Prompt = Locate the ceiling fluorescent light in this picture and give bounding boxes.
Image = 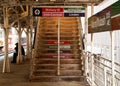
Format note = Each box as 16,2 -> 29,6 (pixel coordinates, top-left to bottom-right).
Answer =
50,0 -> 56,1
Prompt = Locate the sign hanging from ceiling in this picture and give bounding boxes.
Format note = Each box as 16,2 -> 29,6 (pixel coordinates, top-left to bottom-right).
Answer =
33,7 -> 85,17
64,8 -> 85,17
42,8 -> 64,17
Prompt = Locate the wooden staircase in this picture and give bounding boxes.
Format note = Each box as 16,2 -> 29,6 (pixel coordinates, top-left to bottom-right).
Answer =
30,17 -> 87,83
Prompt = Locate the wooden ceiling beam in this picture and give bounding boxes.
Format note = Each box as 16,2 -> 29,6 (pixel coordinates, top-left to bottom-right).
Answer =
0,0 -> 104,7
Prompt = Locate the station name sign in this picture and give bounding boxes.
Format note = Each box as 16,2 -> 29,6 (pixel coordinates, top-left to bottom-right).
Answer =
33,7 -> 85,17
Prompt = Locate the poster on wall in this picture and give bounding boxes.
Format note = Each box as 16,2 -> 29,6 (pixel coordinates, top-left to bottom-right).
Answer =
111,0 -> 120,30
88,7 -> 111,33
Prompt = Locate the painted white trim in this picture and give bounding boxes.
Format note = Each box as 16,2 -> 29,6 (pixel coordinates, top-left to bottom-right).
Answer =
111,13 -> 120,18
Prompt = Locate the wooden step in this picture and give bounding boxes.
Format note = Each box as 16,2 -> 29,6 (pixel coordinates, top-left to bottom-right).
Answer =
34,64 -> 57,70
41,35 -> 79,38
60,59 -> 81,64
42,49 -> 80,51
39,25 -> 78,29
40,17 -> 58,20
42,34 -> 80,37
41,30 -> 79,33
40,37 -> 79,40
41,41 -> 80,44
60,17 -> 77,20
39,53 -> 80,56
60,76 -> 85,82
33,64 -> 82,70
60,25 -> 78,29
30,76 -> 59,82
35,55 -> 81,59
41,31 -> 79,35
60,70 -> 82,76
30,75 -> 87,82
38,39 -> 80,42
40,21 -> 58,24
34,58 -> 81,64
35,59 -> 58,64
33,70 -> 82,76
33,70 -> 57,76
60,64 -> 82,70
60,21 -> 78,24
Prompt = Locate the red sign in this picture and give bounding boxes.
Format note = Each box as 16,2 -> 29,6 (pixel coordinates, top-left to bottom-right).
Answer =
42,8 -> 64,12
42,8 -> 64,17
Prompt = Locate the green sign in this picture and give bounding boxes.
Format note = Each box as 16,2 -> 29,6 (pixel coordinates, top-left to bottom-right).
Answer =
64,8 -> 85,13
111,0 -> 120,16
111,1 -> 120,30
64,8 -> 85,17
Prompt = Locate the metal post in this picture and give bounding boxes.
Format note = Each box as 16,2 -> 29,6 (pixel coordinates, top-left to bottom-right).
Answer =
104,67 -> 107,86
57,17 -> 60,75
110,31 -> 115,86
91,4 -> 94,86
2,7 -> 10,73
91,33 -> 94,85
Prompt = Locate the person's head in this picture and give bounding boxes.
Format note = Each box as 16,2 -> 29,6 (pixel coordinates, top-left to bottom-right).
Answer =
15,43 -> 18,46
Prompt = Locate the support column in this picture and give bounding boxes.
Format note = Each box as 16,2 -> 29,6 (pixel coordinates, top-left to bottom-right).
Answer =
84,5 -> 88,77
29,28 -> 32,58
91,4 -> 95,86
26,0 -> 30,58
16,20 -> 22,64
57,17 -> 60,75
26,28 -> 30,59
29,6 -> 34,59
84,5 -> 88,51
2,7 -> 10,73
110,31 -> 115,86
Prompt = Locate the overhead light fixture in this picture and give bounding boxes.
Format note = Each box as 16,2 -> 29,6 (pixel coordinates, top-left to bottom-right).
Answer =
50,0 -> 56,1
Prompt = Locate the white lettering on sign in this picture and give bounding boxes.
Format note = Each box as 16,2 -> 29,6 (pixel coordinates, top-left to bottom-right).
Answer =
42,12 -> 63,17
91,11 -> 111,28
69,13 -> 79,16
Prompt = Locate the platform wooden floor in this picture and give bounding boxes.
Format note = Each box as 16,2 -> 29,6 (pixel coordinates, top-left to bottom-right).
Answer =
0,57 -> 89,86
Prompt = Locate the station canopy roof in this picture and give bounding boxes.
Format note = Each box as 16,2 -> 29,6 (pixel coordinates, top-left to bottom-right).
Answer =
0,0 -> 104,28
0,0 -> 104,6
